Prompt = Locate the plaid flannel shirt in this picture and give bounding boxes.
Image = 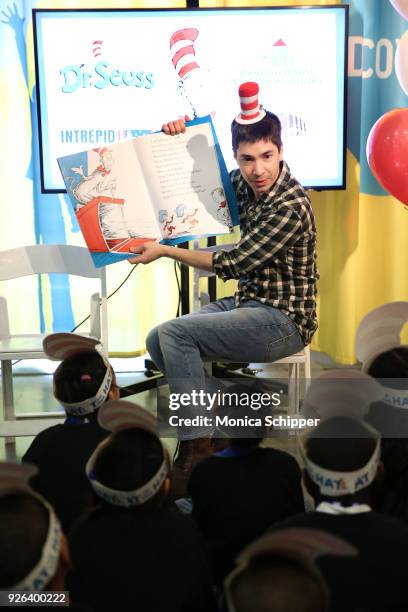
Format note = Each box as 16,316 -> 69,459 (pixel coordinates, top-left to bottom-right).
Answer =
213,161 -> 319,344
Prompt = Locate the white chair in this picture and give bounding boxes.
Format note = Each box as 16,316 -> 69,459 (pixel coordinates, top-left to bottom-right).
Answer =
0,244 -> 108,440
193,243 -> 311,417
237,347 -> 311,417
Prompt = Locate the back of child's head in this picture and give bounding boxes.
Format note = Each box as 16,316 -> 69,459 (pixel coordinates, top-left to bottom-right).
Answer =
365,347 -> 408,439
0,493 -> 49,587
43,333 -> 117,419
93,428 -> 167,508
228,556 -> 326,612
304,416 -> 379,505
224,528 -> 358,612
54,350 -> 108,404
0,463 -> 67,591
355,302 -> 408,421
368,346 -> 408,379
363,348 -> 408,520
86,401 -> 170,510
306,417 -> 377,471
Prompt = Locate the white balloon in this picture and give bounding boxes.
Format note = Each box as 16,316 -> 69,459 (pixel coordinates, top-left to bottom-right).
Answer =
395,29 -> 408,95
390,0 -> 408,20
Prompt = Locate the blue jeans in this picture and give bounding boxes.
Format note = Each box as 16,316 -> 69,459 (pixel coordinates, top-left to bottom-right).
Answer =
146,298 -> 304,440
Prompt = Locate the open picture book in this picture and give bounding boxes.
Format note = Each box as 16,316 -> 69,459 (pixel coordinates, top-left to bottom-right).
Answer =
58,116 -> 238,267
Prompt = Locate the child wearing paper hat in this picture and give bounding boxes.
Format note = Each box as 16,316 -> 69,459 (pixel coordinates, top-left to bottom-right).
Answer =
223,528 -> 358,612
22,333 -> 120,533
188,432 -> 305,586
0,462 -> 69,592
356,301 -> 408,433
67,400 -> 217,612
356,301 -> 408,523
268,371 -> 408,612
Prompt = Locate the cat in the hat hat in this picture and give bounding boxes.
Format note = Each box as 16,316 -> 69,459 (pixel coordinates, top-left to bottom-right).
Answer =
169,27 -> 216,118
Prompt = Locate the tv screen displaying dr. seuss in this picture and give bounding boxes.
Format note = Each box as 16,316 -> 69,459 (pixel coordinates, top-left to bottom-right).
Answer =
33,6 -> 348,192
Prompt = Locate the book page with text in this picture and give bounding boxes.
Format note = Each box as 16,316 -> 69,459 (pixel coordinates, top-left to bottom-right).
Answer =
112,140 -> 161,240
133,122 -> 233,240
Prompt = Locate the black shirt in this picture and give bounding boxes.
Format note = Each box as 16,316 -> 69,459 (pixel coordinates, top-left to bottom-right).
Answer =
188,446 -> 305,582
67,505 -> 217,612
22,420 -> 108,533
272,510 -> 408,612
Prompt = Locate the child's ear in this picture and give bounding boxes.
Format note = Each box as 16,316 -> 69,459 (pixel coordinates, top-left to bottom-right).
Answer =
108,384 -> 120,401
375,460 -> 385,481
59,533 -> 71,569
163,477 -> 171,498
50,532 -> 71,590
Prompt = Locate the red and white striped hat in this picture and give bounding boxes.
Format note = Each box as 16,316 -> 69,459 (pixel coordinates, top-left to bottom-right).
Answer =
170,27 -> 200,80
235,82 -> 266,125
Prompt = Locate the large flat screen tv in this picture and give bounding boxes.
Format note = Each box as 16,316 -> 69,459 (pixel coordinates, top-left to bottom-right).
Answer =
33,6 -> 348,193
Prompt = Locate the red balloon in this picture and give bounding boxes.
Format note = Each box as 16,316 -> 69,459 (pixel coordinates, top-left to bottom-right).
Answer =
366,108 -> 408,206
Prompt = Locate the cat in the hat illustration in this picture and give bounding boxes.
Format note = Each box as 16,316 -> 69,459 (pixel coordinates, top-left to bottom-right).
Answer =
169,28 -> 307,138
70,149 -> 134,252
169,28 -> 215,118
72,148 -> 116,210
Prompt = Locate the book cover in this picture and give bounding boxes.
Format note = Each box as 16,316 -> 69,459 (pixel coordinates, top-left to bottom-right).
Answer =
58,116 -> 238,268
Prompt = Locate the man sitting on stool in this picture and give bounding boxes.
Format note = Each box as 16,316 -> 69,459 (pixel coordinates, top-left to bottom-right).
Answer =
130,82 -> 319,496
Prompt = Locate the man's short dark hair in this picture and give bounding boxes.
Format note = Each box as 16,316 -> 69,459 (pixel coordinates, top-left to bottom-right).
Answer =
231,110 -> 282,156
0,493 -> 49,587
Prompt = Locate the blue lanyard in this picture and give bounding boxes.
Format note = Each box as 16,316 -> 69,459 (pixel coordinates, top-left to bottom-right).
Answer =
64,415 -> 87,425
214,446 -> 259,458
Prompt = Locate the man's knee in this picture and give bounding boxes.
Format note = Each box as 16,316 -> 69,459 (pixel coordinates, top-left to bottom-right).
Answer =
146,324 -> 161,355
147,319 -> 180,348
158,318 -> 197,348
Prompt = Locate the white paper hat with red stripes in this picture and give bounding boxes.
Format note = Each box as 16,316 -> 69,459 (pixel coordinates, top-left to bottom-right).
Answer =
235,81 -> 266,125
170,27 -> 200,81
